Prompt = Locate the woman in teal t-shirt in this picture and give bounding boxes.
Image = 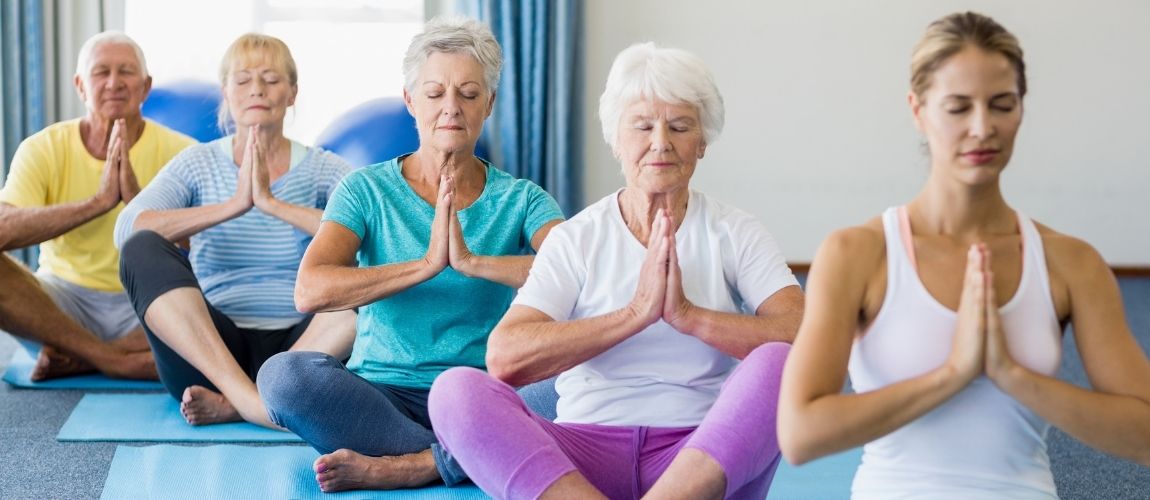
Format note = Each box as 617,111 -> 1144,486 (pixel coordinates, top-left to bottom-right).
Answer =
256,18 -> 563,493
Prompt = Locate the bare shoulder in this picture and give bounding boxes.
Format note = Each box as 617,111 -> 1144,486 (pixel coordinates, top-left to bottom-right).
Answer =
1034,221 -> 1113,318
817,216 -> 886,267
1035,222 -> 1109,276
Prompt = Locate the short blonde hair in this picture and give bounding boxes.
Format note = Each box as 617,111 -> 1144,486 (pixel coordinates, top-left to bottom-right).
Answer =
911,12 -> 1026,99
217,33 -> 299,131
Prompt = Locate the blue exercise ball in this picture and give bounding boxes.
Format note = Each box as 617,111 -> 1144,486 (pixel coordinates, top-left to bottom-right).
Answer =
142,80 -> 223,143
315,97 -> 489,168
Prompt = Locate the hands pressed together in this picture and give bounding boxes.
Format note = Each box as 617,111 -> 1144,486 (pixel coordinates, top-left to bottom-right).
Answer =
950,243 -> 1019,387
231,125 -> 278,213
628,209 -> 697,333
422,174 -> 478,276
94,119 -> 141,210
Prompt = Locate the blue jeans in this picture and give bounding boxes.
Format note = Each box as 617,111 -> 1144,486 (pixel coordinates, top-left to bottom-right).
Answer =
256,351 -> 558,486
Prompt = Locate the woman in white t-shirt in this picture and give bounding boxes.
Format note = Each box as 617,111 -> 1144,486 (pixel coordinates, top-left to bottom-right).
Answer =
777,11 -> 1150,499
427,42 -> 804,499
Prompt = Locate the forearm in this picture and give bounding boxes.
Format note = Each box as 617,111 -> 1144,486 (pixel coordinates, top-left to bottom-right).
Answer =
678,307 -> 799,359
455,254 -> 534,288
998,366 -> 1150,465
257,199 -> 322,235
132,201 -> 247,243
781,364 -> 970,464
0,200 -> 109,250
295,259 -> 439,313
487,308 -> 649,386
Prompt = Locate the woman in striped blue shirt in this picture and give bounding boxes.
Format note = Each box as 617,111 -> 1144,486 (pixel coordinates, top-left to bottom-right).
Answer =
113,33 -> 354,428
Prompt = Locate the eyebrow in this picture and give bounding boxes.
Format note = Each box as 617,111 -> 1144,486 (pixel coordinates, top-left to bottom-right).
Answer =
942,92 -> 1019,101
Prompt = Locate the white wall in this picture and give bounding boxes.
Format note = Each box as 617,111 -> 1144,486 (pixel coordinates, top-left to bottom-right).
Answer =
581,0 -> 1150,265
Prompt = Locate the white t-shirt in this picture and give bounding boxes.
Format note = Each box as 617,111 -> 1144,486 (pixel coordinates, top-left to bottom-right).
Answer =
513,189 -> 797,427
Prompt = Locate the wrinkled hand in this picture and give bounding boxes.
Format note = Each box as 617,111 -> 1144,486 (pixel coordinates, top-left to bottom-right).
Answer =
662,216 -> 695,332
447,187 -> 475,272
949,243 -> 989,384
113,119 -> 140,203
628,209 -> 671,326
250,127 -> 274,211
232,127 -> 256,211
94,120 -> 123,211
423,175 -> 452,273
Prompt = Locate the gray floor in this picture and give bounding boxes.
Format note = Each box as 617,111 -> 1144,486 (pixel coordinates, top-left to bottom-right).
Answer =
1,278 -> 1148,499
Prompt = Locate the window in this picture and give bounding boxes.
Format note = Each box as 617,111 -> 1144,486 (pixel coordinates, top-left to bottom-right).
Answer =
125,0 -> 423,143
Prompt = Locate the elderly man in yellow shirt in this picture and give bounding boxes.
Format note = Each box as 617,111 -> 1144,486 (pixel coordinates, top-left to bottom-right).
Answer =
0,31 -> 194,380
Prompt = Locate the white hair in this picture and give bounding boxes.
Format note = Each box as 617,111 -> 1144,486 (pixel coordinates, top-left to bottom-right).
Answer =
402,17 -> 502,95
598,42 -> 724,149
75,31 -> 149,79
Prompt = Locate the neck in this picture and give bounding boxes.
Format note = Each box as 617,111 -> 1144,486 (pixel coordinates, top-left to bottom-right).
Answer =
618,187 -> 690,244
233,124 -> 290,166
81,113 -> 145,157
407,147 -> 483,186
908,173 -> 1014,240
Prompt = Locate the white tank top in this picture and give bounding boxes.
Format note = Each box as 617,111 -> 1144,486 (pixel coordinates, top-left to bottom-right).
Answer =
847,206 -> 1062,499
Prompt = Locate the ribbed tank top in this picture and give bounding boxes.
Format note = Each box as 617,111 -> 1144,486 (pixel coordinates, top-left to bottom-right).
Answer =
847,206 -> 1062,499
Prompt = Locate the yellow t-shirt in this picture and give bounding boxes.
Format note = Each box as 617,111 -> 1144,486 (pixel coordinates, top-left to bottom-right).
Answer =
0,118 -> 194,292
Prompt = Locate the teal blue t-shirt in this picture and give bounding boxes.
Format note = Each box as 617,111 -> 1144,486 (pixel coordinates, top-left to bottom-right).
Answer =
322,156 -> 563,388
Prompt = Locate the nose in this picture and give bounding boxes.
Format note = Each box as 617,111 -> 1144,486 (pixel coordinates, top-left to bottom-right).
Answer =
649,124 -> 673,152
250,80 -> 266,97
441,92 -> 462,118
969,106 -> 996,139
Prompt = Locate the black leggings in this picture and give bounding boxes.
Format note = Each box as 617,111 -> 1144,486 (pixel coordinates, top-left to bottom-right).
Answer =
119,230 -> 311,401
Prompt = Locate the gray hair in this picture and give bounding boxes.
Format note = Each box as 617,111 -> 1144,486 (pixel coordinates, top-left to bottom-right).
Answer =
75,31 -> 149,79
599,42 -> 724,149
402,17 -> 502,95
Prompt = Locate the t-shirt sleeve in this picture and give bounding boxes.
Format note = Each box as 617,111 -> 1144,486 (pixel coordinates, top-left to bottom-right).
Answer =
321,171 -> 368,239
512,221 -> 583,321
732,215 -> 799,312
113,151 -> 196,248
520,182 -> 564,248
0,136 -> 53,208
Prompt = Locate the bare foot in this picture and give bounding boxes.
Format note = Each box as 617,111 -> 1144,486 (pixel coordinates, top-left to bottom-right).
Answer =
181,385 -> 242,425
30,345 -> 96,381
313,448 -> 439,492
98,350 -> 159,380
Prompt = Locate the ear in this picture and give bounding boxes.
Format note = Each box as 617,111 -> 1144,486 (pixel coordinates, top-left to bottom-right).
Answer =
74,74 -> 87,102
485,90 -> 496,118
403,88 -> 416,117
697,142 -> 707,159
288,84 -> 298,107
908,90 -> 925,133
141,75 -> 153,101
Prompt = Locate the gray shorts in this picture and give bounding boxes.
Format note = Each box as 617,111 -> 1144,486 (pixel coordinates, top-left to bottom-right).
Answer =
35,271 -> 141,342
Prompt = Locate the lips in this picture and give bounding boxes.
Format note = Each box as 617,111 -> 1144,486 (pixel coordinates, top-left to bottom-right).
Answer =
961,149 -> 999,165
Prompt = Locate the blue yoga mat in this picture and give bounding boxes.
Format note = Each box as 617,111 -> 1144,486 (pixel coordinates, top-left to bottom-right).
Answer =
2,348 -> 165,390
102,445 -> 491,500
59,393 -> 303,442
767,448 -> 861,499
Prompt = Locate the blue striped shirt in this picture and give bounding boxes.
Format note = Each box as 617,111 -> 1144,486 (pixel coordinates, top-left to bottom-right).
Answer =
115,137 -> 351,328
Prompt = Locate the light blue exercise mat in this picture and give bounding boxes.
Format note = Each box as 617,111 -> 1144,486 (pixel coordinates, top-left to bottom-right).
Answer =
767,447 -> 862,499
2,349 -> 164,390
101,445 -> 491,500
58,393 -> 304,442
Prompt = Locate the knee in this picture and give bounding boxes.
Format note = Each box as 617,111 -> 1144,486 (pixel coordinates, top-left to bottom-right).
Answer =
429,367 -> 504,430
746,342 -> 791,371
256,351 -> 336,411
120,230 -> 167,264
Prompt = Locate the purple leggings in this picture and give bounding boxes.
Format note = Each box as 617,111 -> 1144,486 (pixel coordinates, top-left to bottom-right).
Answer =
429,342 -> 790,499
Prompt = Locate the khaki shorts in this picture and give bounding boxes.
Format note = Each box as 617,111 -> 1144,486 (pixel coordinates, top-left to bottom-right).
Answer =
36,271 -> 140,342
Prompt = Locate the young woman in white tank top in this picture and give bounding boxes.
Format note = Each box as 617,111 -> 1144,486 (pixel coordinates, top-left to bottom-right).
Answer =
777,12 -> 1150,499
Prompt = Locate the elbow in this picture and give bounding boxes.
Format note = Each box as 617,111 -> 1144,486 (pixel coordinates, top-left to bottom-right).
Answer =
776,403 -> 819,466
485,336 -> 526,386
293,274 -> 326,314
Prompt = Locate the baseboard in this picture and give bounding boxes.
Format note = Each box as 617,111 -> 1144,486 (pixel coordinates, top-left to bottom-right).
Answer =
789,263 -> 1150,277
